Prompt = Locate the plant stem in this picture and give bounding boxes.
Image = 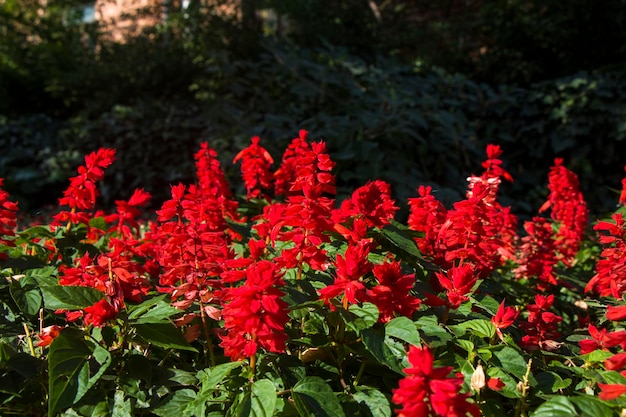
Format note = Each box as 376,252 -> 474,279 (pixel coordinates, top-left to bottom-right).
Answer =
514,358 -> 533,417
199,300 -> 216,368
23,323 -> 35,356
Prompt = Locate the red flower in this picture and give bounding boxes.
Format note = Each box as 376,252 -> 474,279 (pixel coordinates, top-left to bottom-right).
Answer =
607,305 -> 626,322
598,383 -> 626,401
273,129 -> 311,196
392,345 -> 480,417
233,136 -> 274,200
515,217 -> 559,287
487,378 -> 505,391
35,325 -> 64,347
0,178 -> 18,257
407,185 -> 447,260
539,158 -> 588,263
605,352 -> 626,372
426,264 -> 478,310
366,260 -> 421,322
579,324 -> 626,354
586,214 -> 626,298
219,261 -> 289,361
520,294 -> 562,351
319,241 -> 373,307
333,180 -> 399,228
53,148 -> 116,226
492,301 -> 519,340
83,299 -> 118,327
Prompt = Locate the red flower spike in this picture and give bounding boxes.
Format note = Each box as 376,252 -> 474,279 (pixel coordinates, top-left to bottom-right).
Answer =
0,178 -> 18,256
586,213 -> 626,298
233,136 -> 274,200
392,345 -> 480,417
319,241 -> 373,307
219,260 -> 289,361
274,130 -> 311,196
53,148 -> 116,227
408,185 -> 447,260
539,158 -> 588,263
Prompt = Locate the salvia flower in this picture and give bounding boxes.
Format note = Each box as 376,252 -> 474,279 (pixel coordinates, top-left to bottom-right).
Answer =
492,301 -> 519,340
366,260 -> 421,323
392,344 -> 480,417
585,213 -> 626,298
0,178 -> 18,259
53,148 -> 116,226
539,158 -> 588,263
233,136 -> 274,200
519,294 -> 563,351
219,260 -> 289,361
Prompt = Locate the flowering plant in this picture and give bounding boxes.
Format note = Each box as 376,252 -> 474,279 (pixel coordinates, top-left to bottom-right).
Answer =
1,130 -> 626,417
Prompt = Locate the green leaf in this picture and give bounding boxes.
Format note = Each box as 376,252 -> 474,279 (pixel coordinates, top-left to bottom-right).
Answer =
531,396 -> 577,417
415,315 -> 452,348
134,323 -> 198,352
352,387 -> 391,417
292,376 -> 345,417
346,302 -> 379,332
377,221 -> 421,259
385,316 -> 421,346
234,379 -> 276,417
360,328 -> 404,374
569,395 -> 616,417
449,319 -> 496,339
41,285 -> 105,311
493,347 -> 529,380
111,390 -> 133,417
535,371 -> 572,394
153,389 -> 197,417
127,296 -> 181,323
9,276 -> 42,317
48,330 -> 111,416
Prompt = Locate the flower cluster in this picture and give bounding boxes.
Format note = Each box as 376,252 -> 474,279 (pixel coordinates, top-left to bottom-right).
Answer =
0,178 -> 18,260
392,345 -> 480,417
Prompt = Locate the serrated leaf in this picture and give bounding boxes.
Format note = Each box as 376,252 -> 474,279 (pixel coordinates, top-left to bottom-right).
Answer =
41,285 -> 105,311
133,323 -> 198,352
385,316 -> 421,346
292,376 -> 345,417
352,387 -> 391,417
378,221 -> 421,258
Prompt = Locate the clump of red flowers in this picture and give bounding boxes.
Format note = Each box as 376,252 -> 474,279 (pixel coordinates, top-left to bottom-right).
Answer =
392,344 -> 480,417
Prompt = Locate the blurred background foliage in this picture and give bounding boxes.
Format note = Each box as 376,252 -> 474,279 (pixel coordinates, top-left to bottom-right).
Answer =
1,0 -> 626,220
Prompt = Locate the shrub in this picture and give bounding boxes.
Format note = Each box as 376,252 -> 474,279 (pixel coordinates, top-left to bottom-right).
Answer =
2,132 -> 626,416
